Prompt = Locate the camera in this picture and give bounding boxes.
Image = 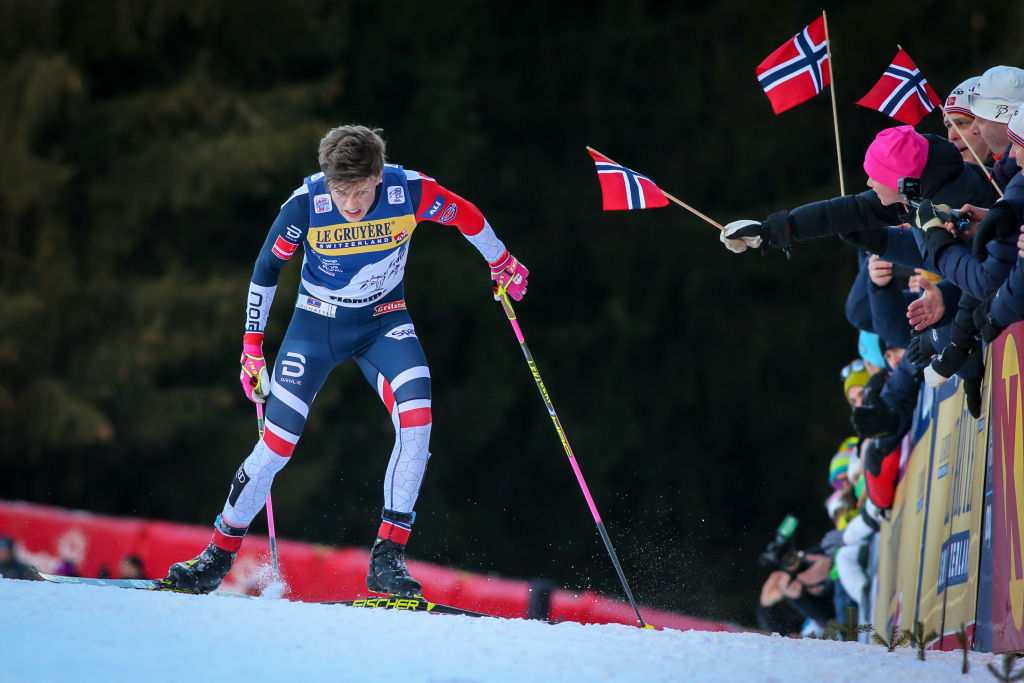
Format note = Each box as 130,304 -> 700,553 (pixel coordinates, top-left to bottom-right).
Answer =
758,515 -> 812,576
897,177 -> 971,232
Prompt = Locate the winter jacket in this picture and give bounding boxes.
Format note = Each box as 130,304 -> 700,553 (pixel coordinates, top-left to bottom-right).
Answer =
846,253 -> 874,332
986,174 -> 1024,326
760,135 -> 999,250
993,145 -> 1022,192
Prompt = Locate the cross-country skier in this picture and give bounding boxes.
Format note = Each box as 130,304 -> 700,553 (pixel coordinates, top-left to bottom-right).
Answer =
159,125 -> 529,596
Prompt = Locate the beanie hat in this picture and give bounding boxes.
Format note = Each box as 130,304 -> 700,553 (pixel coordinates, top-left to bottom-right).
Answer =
829,451 -> 851,489
944,77 -> 980,118
970,65 -> 1024,123
1009,104 -> 1024,148
841,359 -> 870,399
858,330 -> 887,369
862,125 -> 929,191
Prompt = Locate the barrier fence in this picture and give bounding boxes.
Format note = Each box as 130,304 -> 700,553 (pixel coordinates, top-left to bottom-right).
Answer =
0,498 -> 737,633
875,321 -> 1024,653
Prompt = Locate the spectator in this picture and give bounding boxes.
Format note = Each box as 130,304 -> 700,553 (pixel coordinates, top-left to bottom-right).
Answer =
119,555 -> 146,579
944,77 -> 988,164
841,360 -> 870,408
54,557 -> 78,577
719,125 -> 998,256
969,65 -> 1024,190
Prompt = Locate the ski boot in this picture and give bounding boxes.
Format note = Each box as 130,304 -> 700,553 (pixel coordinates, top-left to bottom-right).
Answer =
366,537 -> 422,597
160,542 -> 237,594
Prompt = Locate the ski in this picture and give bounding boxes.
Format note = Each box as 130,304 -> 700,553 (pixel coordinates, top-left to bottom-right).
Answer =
39,573 -> 167,590
37,575 -> 497,617
36,573 -> 254,598
325,595 -> 493,618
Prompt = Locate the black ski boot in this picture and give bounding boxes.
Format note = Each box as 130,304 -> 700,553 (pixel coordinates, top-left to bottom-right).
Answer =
160,543 -> 236,594
366,537 -> 422,597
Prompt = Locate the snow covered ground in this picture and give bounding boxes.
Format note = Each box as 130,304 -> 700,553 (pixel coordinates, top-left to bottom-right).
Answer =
1,577 -> 1006,682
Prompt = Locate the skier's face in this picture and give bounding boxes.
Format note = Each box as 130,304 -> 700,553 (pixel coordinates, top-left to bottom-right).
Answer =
330,175 -> 382,222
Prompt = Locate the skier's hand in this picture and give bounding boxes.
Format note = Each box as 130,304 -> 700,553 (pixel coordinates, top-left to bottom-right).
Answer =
490,251 -> 529,301
240,332 -> 271,403
720,220 -> 763,253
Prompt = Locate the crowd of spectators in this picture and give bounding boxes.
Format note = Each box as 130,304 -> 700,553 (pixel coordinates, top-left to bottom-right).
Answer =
744,65 -> 1024,638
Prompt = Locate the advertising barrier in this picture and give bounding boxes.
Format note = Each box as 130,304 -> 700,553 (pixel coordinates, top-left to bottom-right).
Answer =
0,499 -> 736,633
874,321 -> 1024,653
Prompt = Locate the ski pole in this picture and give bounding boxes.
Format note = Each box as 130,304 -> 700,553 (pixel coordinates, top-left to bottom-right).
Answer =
256,402 -> 281,584
493,287 -> 650,629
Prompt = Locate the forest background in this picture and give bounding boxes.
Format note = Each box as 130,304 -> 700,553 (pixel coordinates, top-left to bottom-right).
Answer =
2,0 -> 1021,626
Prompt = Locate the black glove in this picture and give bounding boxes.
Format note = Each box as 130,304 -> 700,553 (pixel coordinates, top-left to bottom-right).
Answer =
973,294 -> 1006,343
925,299 -> 981,385
971,202 -> 1019,262
905,330 -> 936,369
964,374 -> 983,419
851,393 -> 899,439
915,200 -> 958,260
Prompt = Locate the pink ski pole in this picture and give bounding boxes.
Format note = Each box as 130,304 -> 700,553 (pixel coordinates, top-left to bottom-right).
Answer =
256,403 -> 280,584
494,287 -> 649,628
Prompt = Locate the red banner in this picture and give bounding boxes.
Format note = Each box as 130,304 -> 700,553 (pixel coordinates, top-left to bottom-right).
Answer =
0,499 -> 736,632
989,325 -> 1024,651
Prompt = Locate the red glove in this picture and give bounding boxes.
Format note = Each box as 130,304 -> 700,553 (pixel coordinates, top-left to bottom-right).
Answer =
239,332 -> 271,403
490,251 -> 528,301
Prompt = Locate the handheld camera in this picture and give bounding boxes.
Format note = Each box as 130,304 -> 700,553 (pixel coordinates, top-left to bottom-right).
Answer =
897,177 -> 971,232
758,515 -> 812,576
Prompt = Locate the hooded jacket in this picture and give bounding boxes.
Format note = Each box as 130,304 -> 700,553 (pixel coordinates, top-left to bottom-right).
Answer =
761,134 -> 999,250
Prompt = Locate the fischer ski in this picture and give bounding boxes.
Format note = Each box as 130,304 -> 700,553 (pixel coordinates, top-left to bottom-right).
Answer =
36,575 -> 505,618
326,595 -> 492,618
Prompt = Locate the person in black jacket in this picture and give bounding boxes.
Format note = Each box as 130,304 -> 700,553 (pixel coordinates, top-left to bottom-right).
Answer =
719,125 -> 999,256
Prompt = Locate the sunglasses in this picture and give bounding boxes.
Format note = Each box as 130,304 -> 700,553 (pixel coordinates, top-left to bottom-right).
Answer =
840,359 -> 865,380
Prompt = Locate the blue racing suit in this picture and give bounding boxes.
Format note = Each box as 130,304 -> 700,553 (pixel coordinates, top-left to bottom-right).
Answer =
219,165 -> 510,542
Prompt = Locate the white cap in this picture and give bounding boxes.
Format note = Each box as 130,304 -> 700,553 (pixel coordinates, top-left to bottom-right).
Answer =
944,76 -> 980,117
825,490 -> 846,519
970,65 -> 1024,123
1009,104 -> 1024,148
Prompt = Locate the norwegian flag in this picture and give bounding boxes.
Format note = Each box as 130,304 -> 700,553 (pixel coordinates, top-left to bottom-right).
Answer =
588,148 -> 668,211
756,15 -> 831,114
856,49 -> 942,126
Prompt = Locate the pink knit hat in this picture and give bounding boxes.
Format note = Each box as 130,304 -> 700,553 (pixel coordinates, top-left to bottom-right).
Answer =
862,125 -> 929,191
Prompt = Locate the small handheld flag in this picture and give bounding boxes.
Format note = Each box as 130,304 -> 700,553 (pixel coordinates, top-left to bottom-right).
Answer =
756,15 -> 830,114
587,148 -> 669,211
856,49 -> 941,126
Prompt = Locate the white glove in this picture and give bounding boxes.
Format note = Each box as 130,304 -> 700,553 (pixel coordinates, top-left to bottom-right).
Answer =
923,363 -> 949,388
720,220 -> 763,253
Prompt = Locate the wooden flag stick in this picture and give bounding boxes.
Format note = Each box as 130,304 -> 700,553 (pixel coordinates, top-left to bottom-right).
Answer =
586,146 -> 724,230
823,10 -> 846,195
